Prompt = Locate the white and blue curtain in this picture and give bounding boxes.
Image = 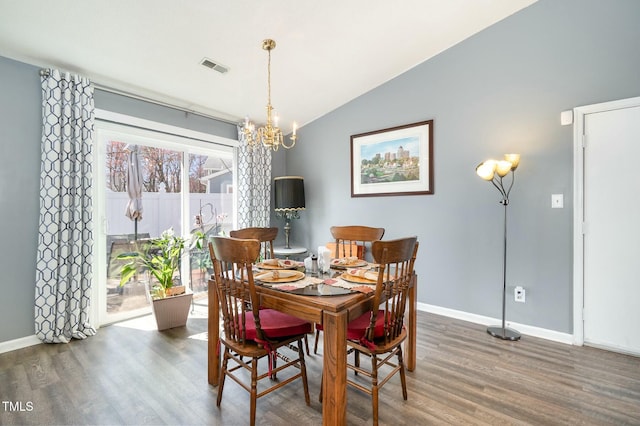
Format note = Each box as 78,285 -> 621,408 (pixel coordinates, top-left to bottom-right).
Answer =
35,69 -> 96,343
236,124 -> 272,228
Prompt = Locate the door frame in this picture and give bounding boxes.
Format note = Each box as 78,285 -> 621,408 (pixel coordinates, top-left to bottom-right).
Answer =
92,109 -> 238,328
572,96 -> 640,346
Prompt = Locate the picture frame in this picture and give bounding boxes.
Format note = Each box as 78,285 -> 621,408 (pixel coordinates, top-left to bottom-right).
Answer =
351,120 -> 434,197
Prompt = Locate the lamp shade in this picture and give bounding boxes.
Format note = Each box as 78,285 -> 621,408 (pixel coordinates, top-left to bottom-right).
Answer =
274,176 -> 305,211
504,153 -> 520,170
476,161 -> 496,181
495,160 -> 513,177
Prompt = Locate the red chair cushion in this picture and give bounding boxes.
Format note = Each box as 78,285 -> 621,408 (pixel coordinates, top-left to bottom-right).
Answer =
346,309 -> 386,341
241,309 -> 311,341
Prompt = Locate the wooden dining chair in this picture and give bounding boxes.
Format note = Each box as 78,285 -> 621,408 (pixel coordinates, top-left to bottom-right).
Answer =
229,226 -> 311,355
229,227 -> 278,261
320,236 -> 418,426
208,236 -> 311,426
314,225 -> 386,354
329,225 -> 385,260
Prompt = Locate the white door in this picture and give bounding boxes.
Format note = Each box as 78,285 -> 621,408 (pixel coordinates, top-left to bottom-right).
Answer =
582,102 -> 640,355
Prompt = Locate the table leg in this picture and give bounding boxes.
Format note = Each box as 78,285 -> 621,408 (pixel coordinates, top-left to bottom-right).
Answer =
322,310 -> 348,426
406,274 -> 417,371
208,279 -> 220,385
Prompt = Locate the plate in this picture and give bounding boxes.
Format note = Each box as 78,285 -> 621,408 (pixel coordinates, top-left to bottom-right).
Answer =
340,272 -> 378,284
255,259 -> 298,270
330,258 -> 368,269
255,270 -> 305,283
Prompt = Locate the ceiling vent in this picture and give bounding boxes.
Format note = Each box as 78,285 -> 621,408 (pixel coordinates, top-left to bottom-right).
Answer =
200,58 -> 229,74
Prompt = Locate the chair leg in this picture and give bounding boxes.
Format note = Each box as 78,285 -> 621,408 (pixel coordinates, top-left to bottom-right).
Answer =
270,351 -> 278,380
298,339 -> 311,405
371,354 -> 379,426
304,334 -> 310,355
217,347 -> 230,406
313,328 -> 321,354
250,357 -> 258,426
319,371 -> 323,403
397,347 -> 408,400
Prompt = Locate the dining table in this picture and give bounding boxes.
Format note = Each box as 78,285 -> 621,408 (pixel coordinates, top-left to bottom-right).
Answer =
207,266 -> 417,426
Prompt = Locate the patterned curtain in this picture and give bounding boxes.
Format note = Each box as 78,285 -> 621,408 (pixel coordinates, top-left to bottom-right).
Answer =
35,69 -> 96,343
236,124 -> 272,228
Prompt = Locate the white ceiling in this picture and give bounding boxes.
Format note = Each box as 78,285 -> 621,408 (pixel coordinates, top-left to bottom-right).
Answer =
0,0 -> 536,128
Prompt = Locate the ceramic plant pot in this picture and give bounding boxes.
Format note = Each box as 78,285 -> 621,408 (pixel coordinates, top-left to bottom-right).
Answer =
151,290 -> 192,331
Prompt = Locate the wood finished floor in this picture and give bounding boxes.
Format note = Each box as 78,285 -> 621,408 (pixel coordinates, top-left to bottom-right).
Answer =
1,309 -> 639,425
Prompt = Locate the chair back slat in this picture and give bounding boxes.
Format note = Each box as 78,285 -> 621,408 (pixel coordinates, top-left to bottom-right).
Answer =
209,236 -> 262,344
366,237 -> 418,345
330,225 -> 385,260
229,227 -> 278,260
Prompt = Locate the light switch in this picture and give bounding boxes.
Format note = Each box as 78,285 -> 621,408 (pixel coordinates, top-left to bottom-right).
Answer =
552,194 -> 564,209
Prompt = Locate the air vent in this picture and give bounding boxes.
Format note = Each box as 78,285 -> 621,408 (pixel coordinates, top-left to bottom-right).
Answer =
200,58 -> 229,74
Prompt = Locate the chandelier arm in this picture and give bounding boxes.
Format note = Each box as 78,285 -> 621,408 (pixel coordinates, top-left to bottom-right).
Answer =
281,136 -> 296,149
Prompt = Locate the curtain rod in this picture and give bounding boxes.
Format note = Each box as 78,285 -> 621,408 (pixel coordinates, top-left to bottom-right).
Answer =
39,68 -> 238,125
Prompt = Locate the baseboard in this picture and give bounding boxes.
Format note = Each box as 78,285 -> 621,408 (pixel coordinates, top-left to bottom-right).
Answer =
418,303 -> 574,345
0,335 -> 42,354
0,305 -> 574,354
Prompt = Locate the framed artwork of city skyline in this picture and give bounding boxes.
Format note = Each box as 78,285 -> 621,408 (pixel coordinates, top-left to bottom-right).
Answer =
350,120 -> 434,197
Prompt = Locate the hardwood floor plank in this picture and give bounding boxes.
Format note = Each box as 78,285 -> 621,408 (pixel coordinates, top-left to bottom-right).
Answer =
1,311 -> 639,425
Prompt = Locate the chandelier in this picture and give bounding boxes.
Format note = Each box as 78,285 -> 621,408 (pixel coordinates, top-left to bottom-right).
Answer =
242,39 -> 297,151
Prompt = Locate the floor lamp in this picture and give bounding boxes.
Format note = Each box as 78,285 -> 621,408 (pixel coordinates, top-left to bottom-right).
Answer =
476,153 -> 521,341
274,176 -> 305,249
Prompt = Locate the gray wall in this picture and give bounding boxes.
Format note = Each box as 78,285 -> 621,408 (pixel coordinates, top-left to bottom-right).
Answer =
2,0 -> 639,344
283,0 -> 640,334
0,57 -> 236,343
0,57 -> 42,342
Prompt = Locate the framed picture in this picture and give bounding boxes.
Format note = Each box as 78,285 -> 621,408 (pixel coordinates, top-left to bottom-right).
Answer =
351,120 -> 434,197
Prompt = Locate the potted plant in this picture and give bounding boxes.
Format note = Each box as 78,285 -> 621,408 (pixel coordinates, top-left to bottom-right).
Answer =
117,228 -> 204,330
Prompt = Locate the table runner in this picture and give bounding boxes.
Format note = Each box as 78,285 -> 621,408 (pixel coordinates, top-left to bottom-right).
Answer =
267,275 -> 376,294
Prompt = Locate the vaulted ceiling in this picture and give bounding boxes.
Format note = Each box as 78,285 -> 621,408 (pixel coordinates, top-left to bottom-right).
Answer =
0,0 -> 536,128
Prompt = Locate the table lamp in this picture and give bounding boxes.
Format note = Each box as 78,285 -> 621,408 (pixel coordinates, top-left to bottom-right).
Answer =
274,176 -> 305,249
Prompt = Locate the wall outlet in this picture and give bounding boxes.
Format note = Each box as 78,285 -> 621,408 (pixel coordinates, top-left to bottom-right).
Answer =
514,286 -> 526,303
552,193 -> 564,208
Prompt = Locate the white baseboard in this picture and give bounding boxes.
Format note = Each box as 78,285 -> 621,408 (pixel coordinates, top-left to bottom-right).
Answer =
418,303 -> 574,345
0,335 -> 42,354
0,305 -> 574,354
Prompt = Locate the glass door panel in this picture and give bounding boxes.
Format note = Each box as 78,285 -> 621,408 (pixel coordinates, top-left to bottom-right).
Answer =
104,140 -> 183,323
188,153 -> 233,310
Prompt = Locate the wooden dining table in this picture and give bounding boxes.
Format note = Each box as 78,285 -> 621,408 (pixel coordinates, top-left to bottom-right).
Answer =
207,272 -> 417,426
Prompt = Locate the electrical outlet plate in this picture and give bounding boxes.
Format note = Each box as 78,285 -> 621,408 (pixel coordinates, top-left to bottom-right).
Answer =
514,286 -> 525,303
552,194 -> 563,208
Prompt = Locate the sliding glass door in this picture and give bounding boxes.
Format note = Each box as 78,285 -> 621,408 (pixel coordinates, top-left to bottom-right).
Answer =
95,114 -> 236,325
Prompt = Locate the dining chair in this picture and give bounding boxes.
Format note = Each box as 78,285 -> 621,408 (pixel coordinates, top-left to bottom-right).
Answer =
329,225 -> 385,260
208,236 -> 311,426
314,225 -> 386,354
229,227 -> 279,261
320,236 -> 418,426
229,226 -> 311,355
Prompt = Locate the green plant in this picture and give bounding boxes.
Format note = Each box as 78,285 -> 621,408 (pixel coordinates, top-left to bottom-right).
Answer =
117,228 -> 204,299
